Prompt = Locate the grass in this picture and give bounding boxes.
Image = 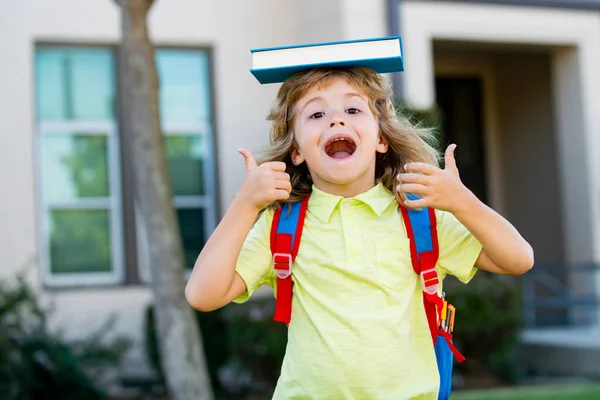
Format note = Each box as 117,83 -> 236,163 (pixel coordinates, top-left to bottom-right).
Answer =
451,382 -> 600,400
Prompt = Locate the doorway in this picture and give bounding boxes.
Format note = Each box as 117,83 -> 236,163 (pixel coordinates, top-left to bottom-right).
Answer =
435,77 -> 488,204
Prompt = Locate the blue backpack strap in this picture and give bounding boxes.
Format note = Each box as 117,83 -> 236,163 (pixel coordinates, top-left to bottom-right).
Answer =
399,201 -> 464,400
399,202 -> 440,294
269,196 -> 310,324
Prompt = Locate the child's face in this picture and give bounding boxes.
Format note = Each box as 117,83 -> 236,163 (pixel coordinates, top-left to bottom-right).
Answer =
291,78 -> 388,196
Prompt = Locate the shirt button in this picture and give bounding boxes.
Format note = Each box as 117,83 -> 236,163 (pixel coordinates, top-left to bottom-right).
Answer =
344,202 -> 350,208
348,230 -> 355,237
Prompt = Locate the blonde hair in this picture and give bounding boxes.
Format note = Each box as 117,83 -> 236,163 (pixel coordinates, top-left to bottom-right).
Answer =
258,67 -> 440,208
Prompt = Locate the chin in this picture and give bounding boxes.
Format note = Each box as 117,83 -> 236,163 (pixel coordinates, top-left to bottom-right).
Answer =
323,171 -> 363,185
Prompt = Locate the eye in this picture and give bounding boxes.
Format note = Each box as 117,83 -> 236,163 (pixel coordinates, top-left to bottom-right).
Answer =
346,107 -> 361,114
309,112 -> 325,119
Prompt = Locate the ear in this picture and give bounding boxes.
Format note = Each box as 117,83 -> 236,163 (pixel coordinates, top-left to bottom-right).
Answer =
376,134 -> 389,154
291,146 -> 305,165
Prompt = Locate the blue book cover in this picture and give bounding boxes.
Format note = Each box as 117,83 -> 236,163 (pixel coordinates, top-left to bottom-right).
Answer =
250,36 -> 404,84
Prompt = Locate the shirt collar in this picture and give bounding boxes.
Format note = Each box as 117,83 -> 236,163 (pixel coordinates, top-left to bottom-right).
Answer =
308,181 -> 396,223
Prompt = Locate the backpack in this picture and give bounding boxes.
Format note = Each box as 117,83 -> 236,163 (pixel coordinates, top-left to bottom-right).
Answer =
270,196 -> 465,400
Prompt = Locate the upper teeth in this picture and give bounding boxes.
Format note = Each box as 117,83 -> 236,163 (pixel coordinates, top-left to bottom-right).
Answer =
331,138 -> 349,142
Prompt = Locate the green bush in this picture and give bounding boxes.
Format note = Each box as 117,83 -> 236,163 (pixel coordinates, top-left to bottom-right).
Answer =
0,274 -> 131,400
396,101 -> 443,129
144,302 -> 231,395
145,297 -> 287,399
221,298 -> 287,392
443,272 -> 523,383
395,100 -> 445,153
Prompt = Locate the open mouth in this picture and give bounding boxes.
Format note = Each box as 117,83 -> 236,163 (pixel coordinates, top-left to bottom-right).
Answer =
324,136 -> 357,159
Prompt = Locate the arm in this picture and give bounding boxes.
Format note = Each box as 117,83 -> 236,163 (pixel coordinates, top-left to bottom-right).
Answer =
398,144 -> 534,276
185,149 -> 291,311
451,193 -> 533,276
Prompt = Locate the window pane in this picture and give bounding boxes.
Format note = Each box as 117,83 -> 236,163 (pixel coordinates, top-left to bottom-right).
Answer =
36,49 -> 67,120
165,136 -> 204,196
177,208 -> 205,270
41,135 -> 109,202
35,47 -> 114,121
156,50 -> 211,125
49,209 -> 111,274
70,49 -> 115,120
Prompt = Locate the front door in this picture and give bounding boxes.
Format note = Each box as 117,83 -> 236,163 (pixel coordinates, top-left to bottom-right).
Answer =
435,77 -> 488,204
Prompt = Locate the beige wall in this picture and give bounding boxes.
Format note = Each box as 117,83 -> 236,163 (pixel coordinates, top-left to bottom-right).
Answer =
292,0 -> 387,44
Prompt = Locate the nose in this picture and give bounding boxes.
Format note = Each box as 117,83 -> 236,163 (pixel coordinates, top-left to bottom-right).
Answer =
329,113 -> 346,128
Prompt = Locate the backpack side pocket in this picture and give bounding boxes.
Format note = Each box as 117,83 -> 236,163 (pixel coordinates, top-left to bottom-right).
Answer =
434,333 -> 454,400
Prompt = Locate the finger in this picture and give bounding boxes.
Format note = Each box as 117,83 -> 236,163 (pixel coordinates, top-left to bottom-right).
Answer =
238,148 -> 257,171
274,172 -> 290,181
396,183 -> 431,196
273,189 -> 290,201
404,162 -> 439,175
403,197 -> 429,209
397,173 -> 431,185
264,161 -> 287,172
275,179 -> 292,193
444,144 -> 458,173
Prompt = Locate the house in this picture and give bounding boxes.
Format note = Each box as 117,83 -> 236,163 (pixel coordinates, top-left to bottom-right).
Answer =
1,0 -> 599,384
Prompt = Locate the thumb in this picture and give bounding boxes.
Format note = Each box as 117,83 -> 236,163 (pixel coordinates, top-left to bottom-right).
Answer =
444,144 -> 458,174
238,148 -> 257,171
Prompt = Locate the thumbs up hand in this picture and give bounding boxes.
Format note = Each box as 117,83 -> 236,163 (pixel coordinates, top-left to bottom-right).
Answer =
237,148 -> 292,212
396,144 -> 474,214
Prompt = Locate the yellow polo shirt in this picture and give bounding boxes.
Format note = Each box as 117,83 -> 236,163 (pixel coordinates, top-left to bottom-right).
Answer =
234,182 -> 482,399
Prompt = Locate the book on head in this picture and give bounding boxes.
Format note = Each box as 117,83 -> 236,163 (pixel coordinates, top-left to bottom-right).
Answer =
250,36 -> 404,84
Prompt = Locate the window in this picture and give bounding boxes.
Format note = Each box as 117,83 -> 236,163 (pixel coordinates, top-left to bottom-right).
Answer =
35,46 -> 216,286
35,47 -> 123,286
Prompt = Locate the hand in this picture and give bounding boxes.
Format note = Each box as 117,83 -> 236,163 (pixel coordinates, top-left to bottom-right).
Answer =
396,144 -> 474,213
237,148 -> 291,211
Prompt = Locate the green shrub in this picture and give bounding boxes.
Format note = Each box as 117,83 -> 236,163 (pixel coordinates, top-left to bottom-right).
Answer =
221,298 -> 287,393
145,297 -> 287,399
0,274 -> 131,400
395,100 -> 445,153
144,302 -> 230,395
444,272 -> 523,383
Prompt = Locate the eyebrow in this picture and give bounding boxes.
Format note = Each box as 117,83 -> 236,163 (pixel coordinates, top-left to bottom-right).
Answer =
300,92 -> 367,112
300,96 -> 324,112
345,92 -> 366,101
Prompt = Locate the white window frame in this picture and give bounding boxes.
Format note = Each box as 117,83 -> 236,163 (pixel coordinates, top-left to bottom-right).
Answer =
35,120 -> 125,287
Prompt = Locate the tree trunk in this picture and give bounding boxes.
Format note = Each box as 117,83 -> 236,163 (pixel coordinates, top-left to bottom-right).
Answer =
117,1 -> 214,399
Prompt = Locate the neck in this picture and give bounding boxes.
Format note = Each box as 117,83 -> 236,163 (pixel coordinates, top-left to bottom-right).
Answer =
312,172 -> 376,198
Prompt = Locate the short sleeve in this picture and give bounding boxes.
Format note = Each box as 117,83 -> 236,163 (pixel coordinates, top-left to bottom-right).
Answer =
435,209 -> 483,284
233,208 -> 276,303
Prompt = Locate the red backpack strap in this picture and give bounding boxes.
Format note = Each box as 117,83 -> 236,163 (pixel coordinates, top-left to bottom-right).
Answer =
269,196 -> 310,324
399,204 -> 443,340
400,203 -> 465,363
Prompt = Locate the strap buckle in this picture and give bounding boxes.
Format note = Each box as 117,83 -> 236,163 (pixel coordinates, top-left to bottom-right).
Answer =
420,267 -> 439,295
273,252 -> 292,279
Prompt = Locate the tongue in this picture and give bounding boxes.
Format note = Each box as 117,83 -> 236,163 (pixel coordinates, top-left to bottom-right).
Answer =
327,140 -> 355,159
332,151 -> 352,159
